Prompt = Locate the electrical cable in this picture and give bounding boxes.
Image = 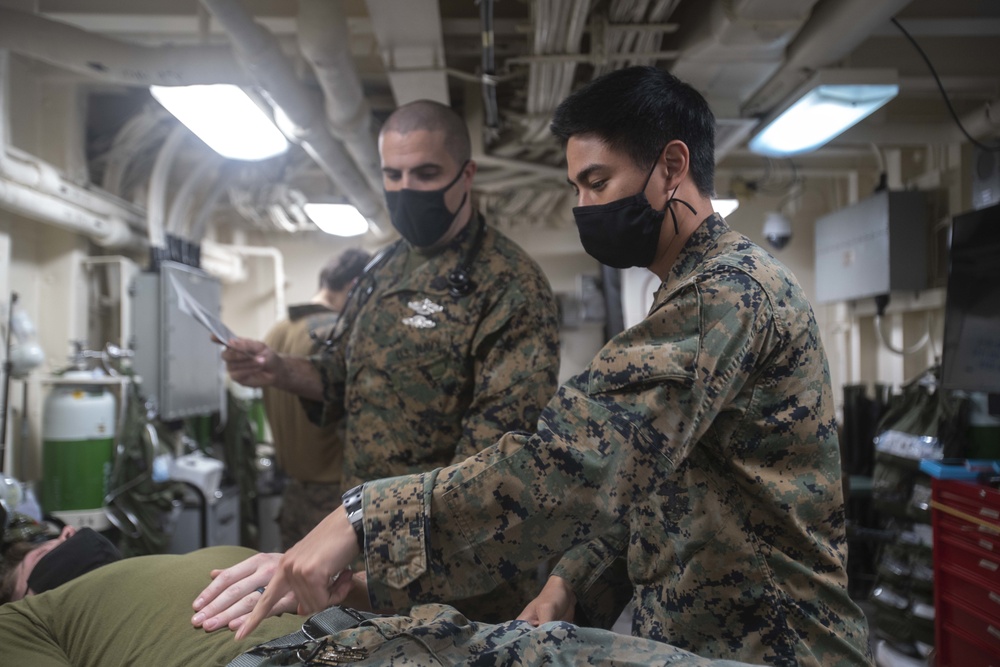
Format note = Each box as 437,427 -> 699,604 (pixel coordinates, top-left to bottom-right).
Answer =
891,17 -> 1000,152
874,313 -> 932,356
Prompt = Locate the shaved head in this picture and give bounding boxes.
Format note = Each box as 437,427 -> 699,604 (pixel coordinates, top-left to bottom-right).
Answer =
381,100 -> 471,165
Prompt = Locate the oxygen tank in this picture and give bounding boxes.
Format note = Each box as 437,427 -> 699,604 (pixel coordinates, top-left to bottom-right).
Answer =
41,371 -> 116,530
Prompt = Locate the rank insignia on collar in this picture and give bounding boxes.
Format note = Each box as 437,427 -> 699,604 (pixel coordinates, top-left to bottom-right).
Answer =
407,298 -> 444,316
402,314 -> 436,329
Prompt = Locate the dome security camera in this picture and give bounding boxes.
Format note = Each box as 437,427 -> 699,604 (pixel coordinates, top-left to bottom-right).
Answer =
762,212 -> 792,250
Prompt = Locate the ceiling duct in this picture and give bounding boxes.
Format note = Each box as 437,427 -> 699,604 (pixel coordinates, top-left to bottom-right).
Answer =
0,7 -> 245,86
296,0 -> 383,193
198,0 -> 389,236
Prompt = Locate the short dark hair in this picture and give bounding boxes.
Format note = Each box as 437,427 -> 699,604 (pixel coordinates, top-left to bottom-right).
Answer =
0,540 -> 37,605
550,66 -> 716,197
319,248 -> 372,292
381,100 -> 472,165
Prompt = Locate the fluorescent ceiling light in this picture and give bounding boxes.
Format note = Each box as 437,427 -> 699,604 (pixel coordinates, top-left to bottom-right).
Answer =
712,198 -> 740,218
150,84 -> 289,161
749,70 -> 898,157
304,203 -> 370,237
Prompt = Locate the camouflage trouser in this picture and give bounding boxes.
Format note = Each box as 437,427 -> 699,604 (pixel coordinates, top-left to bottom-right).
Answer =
278,478 -> 341,550
285,603 -> 759,666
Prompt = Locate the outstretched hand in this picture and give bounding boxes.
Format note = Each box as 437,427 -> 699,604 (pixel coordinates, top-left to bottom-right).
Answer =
235,506 -> 362,640
191,552 -> 297,632
516,575 -> 577,626
219,337 -> 281,388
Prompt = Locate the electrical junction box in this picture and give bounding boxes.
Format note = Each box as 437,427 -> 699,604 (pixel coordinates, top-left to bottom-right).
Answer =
130,261 -> 224,420
814,190 -> 929,304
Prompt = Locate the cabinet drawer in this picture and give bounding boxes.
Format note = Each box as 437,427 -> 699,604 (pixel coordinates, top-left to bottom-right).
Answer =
938,627 -> 1000,667
939,567 -> 1000,622
937,481 -> 1000,519
939,599 -> 1000,655
938,535 -> 1000,580
939,512 -> 1000,553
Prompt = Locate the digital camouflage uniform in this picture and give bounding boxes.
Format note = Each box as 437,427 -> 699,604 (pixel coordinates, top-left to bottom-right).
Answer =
263,303 -> 344,548
359,215 -> 873,667
305,214 -> 561,621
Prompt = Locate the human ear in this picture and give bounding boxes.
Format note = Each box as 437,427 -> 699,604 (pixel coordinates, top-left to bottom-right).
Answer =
661,141 -> 690,190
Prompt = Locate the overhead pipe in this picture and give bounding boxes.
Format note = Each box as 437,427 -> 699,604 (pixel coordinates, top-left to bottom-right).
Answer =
0,179 -> 144,248
146,125 -> 189,249
200,240 -> 286,319
198,0 -> 389,236
0,50 -> 145,248
166,158 -> 223,236
742,0 -> 914,117
189,169 -> 235,241
297,0 -> 383,193
0,7 -> 246,87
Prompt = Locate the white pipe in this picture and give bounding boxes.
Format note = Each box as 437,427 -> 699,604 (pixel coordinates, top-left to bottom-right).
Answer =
199,242 -> 248,284
0,7 -> 246,86
198,0 -> 389,236
146,125 -> 189,248
166,158 -> 222,236
189,170 -> 233,240
201,240 -> 285,319
0,49 -> 146,247
297,0 -> 383,193
0,178 -> 143,247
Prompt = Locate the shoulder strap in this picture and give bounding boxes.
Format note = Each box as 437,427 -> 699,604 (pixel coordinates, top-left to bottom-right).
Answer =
226,606 -> 375,667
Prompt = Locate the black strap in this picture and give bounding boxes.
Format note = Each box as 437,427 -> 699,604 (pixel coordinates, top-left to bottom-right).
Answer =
226,606 -> 375,667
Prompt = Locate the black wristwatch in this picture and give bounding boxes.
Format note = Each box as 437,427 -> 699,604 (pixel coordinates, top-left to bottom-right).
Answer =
341,484 -> 365,550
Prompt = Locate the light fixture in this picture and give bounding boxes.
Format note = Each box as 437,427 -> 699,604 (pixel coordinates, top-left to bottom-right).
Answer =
749,69 -> 898,157
304,203 -> 370,237
149,84 -> 289,161
711,198 -> 740,218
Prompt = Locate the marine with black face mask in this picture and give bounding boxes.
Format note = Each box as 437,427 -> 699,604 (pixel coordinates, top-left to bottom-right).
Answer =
215,100 -> 561,624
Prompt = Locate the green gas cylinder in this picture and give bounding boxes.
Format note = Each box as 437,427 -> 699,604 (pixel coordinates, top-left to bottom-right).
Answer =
41,372 -> 116,530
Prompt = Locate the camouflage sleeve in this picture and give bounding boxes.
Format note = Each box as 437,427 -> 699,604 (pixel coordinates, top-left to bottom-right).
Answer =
363,274 -> 775,610
300,344 -> 348,427
450,279 -> 561,464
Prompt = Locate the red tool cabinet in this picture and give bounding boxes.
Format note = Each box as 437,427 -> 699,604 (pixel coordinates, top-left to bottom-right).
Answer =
932,480 -> 1000,666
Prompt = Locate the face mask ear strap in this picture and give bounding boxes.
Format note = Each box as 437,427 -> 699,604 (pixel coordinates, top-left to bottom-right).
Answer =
664,184 -> 698,235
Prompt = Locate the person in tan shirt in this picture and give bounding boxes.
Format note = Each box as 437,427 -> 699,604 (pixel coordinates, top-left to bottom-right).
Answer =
262,248 -> 370,548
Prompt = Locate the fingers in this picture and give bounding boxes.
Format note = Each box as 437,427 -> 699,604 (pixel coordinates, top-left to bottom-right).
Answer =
227,590 -> 297,632
192,553 -> 280,630
195,586 -> 267,632
235,571 -> 291,640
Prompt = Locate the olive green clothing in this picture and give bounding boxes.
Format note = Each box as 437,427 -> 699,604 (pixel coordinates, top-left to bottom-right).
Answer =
0,546 -> 304,666
263,303 -> 343,485
305,217 -> 561,490
359,215 -> 872,667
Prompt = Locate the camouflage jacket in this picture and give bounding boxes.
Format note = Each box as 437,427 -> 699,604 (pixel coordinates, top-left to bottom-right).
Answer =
306,215 -> 560,489
263,304 -> 342,483
360,215 -> 873,667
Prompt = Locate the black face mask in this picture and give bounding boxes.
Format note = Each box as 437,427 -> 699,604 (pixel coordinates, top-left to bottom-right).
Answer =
572,155 -> 697,269
27,528 -> 122,594
385,161 -> 469,248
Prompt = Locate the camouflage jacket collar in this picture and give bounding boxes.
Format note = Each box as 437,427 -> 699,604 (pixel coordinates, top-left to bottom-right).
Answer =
384,213 -> 490,297
657,212 -> 729,298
